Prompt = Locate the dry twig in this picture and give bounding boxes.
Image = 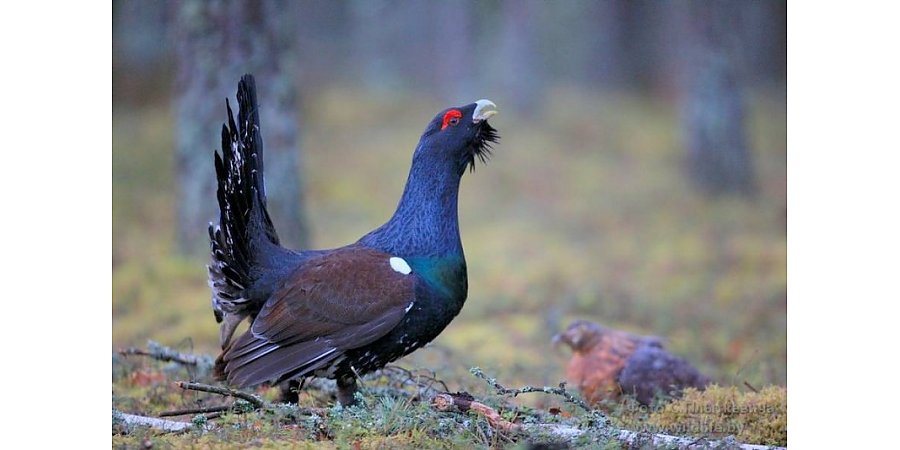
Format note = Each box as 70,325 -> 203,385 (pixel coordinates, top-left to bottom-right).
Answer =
432,392 -> 519,432
118,341 -> 214,368
176,381 -> 268,409
470,367 -> 592,412
159,405 -> 233,417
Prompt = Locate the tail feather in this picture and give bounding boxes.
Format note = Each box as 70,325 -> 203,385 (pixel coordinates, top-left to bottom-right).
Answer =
214,333 -> 340,388
208,74 -> 283,347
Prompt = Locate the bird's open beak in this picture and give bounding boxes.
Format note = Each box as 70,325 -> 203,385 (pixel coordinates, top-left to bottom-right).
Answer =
473,99 -> 498,123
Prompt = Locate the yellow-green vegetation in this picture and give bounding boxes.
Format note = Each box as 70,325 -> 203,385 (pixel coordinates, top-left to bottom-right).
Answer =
113,85 -> 786,447
643,385 -> 787,446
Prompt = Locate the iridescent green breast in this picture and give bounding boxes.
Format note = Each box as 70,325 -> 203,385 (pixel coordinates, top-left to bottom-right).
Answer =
405,255 -> 468,304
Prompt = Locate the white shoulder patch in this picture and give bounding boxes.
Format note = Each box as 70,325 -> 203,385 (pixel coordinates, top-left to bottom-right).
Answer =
389,256 -> 412,275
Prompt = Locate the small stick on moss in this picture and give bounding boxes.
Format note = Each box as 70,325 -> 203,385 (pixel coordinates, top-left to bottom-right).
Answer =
176,381 -> 268,409
432,392 -> 520,432
159,405 -> 233,417
469,367 -> 592,412
432,392 -> 589,441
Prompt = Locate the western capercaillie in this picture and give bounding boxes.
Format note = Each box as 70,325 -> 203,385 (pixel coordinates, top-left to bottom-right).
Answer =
208,74 -> 498,405
554,320 -> 710,406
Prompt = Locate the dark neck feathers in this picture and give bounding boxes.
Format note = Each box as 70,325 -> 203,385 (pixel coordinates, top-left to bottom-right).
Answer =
359,143 -> 463,258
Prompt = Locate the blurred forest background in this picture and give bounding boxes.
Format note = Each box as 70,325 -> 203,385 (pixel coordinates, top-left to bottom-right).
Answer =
113,0 -> 786,404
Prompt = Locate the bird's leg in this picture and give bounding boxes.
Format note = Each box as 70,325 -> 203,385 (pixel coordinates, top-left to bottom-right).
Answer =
279,379 -> 302,404
336,375 -> 358,406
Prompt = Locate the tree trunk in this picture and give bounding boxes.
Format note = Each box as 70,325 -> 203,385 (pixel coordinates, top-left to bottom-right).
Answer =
585,0 -> 627,88
174,0 -> 309,257
496,0 -> 542,117
679,1 -> 756,196
432,0 -> 475,103
349,0 -> 395,91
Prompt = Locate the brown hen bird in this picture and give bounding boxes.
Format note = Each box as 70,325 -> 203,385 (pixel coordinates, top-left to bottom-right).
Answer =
554,320 -> 710,406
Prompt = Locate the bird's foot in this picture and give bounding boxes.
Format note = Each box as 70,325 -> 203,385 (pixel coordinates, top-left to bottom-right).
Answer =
336,376 -> 358,406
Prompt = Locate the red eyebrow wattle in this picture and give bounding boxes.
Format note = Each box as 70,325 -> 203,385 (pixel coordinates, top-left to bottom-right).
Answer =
441,109 -> 463,130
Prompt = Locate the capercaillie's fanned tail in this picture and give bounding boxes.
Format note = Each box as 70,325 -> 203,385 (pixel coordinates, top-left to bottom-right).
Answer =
208,74 -> 299,349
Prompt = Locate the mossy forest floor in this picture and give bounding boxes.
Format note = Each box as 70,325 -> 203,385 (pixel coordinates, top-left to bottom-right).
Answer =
113,86 -> 786,448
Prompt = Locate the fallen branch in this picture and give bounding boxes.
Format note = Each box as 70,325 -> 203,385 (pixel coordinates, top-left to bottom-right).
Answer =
114,411 -> 213,433
470,367 -> 592,413
432,392 -> 587,441
432,392 -> 518,432
176,381 -> 268,409
119,341 -> 214,369
174,381 -> 329,418
159,405 -> 233,417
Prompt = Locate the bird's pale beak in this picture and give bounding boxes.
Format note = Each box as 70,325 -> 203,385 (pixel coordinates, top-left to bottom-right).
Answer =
473,99 -> 498,123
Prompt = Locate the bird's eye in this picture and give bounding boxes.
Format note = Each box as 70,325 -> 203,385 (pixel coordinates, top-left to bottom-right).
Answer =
441,109 -> 463,130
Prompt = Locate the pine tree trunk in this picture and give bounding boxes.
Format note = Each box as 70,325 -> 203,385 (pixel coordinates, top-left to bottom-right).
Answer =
174,0 -> 309,257
497,0 -> 542,117
680,1 -> 756,196
432,0 -> 475,103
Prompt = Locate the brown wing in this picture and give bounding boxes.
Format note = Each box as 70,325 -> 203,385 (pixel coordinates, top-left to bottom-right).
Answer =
215,247 -> 417,387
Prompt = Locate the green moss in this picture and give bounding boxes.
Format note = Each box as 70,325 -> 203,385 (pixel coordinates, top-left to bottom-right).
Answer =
645,385 -> 787,446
